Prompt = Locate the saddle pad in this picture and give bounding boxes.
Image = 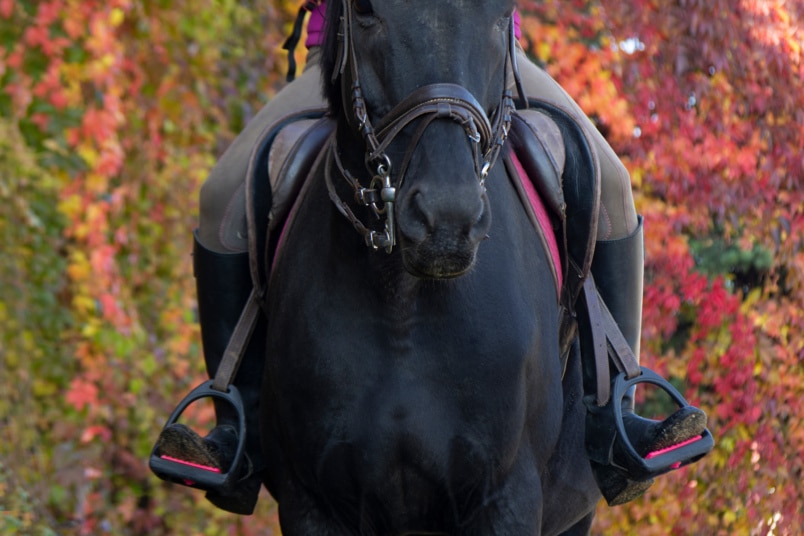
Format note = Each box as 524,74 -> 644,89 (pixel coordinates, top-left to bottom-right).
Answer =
510,152 -> 563,298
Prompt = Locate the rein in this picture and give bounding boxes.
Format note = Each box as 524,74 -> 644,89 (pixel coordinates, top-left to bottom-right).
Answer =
326,0 -> 524,253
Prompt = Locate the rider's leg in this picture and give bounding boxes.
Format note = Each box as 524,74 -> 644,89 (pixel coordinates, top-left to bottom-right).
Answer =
198,48 -> 326,254
155,234 -> 265,514
154,49 -> 326,514
513,45 -> 708,503
587,219 -> 706,505
510,44 -> 638,242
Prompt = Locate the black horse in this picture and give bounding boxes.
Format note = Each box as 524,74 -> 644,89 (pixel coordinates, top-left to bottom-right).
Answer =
257,1 -> 600,534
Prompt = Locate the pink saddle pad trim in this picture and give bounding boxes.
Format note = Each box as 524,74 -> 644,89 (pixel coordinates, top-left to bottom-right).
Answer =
510,153 -> 563,295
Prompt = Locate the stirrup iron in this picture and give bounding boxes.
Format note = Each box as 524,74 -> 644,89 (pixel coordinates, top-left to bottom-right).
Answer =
149,380 -> 247,491
150,290 -> 260,490
610,367 -> 714,480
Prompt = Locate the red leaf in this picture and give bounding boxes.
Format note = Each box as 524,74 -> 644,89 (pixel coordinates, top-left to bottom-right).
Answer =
81,425 -> 112,443
0,0 -> 13,18
65,378 -> 99,411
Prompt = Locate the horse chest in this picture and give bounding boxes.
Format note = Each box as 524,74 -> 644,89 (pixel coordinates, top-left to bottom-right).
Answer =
267,257 -> 559,497
262,161 -> 569,528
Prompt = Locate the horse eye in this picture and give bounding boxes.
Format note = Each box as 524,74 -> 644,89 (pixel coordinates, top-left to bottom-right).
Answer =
353,0 -> 373,15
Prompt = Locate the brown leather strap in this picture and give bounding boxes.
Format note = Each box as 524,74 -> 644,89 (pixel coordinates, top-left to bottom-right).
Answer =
374,83 -> 494,153
584,277 -> 611,406
583,276 -> 641,406
212,289 -> 261,392
599,288 -> 642,381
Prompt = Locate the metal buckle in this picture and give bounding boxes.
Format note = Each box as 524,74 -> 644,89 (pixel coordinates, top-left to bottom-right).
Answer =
611,367 -> 714,480
149,380 -> 247,491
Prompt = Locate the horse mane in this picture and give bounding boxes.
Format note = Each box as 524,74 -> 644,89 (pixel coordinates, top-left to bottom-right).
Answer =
320,0 -> 345,117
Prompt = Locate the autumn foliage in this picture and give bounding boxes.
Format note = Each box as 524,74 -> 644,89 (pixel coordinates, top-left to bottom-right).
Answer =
520,0 -> 804,533
1,1 -> 802,534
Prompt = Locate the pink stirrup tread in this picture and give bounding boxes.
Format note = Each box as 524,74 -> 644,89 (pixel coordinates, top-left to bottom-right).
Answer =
645,435 -> 704,469
160,454 -> 221,473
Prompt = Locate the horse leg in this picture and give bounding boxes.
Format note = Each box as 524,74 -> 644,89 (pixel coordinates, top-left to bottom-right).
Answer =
556,511 -> 594,536
277,479 -> 354,536
540,339 -> 600,535
461,455 -> 543,536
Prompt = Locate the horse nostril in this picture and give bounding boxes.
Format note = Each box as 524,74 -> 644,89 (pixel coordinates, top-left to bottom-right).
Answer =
400,185 -> 491,246
466,195 -> 491,240
411,190 -> 435,232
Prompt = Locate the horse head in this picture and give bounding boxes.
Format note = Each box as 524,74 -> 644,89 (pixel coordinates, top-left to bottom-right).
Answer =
322,0 -> 520,279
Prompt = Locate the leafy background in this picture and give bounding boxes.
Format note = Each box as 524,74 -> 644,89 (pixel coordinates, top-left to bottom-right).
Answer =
1,0 -> 801,534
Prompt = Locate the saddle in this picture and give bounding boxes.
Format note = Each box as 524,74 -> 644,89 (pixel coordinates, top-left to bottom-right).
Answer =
509,101 -> 712,479
240,99 -> 620,395
240,99 -> 662,407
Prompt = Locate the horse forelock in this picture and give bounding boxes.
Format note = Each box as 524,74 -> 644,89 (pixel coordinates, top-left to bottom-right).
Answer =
320,0 -> 515,124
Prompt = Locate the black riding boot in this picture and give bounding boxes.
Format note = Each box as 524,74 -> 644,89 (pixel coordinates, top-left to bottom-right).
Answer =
583,219 -> 708,506
153,233 -> 265,514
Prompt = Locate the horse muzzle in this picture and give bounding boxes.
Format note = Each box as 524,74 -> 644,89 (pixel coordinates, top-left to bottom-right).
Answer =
396,179 -> 491,279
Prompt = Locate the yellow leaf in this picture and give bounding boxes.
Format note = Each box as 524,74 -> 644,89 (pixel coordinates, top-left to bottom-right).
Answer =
32,378 -> 58,397
537,42 -> 552,62
630,167 -> 644,189
109,7 -> 125,27
72,295 -> 96,315
58,193 -> 82,219
81,321 -> 99,338
67,252 -> 90,281
85,172 -> 109,193
78,144 -> 98,167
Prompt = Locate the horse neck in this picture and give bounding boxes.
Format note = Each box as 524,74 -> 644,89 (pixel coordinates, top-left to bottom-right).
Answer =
333,119 -> 367,178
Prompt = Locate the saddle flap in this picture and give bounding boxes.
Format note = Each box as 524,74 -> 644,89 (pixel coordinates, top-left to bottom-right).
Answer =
510,98 -> 600,302
245,110 -> 334,297
509,110 -> 567,219
268,117 -> 334,232
510,98 -> 602,373
514,100 -> 600,290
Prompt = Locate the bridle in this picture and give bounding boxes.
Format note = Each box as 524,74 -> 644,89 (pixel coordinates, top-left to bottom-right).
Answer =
325,0 -> 526,253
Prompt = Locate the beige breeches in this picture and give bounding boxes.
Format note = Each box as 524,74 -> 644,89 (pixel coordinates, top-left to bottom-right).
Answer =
199,46 -> 637,253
